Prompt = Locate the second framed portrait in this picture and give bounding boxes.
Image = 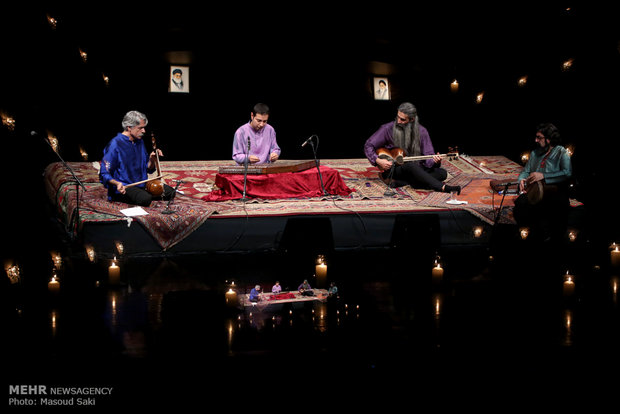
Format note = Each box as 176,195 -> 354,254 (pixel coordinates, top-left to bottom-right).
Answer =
373,77 -> 390,100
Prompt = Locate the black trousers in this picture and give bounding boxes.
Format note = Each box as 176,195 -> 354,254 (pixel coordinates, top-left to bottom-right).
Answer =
382,162 -> 448,191
112,184 -> 177,207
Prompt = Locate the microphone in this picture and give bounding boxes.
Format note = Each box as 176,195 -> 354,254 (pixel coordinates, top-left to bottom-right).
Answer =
301,135 -> 315,148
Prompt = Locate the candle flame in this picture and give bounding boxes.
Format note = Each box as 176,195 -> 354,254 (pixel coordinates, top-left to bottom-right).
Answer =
6,265 -> 21,284
46,14 -> 58,29
562,58 -> 574,71
1,112 -> 16,131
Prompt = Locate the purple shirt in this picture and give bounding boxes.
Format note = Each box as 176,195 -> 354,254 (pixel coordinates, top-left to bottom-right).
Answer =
232,122 -> 281,164
364,121 -> 436,169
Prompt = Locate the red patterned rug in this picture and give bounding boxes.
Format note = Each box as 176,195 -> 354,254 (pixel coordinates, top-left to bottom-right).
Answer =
44,155 -> 562,250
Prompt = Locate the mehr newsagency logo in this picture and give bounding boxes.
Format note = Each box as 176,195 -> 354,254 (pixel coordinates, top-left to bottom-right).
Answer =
8,384 -> 113,407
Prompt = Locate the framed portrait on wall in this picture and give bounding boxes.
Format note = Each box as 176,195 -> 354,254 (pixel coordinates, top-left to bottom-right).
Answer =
373,77 -> 390,100
169,65 -> 189,93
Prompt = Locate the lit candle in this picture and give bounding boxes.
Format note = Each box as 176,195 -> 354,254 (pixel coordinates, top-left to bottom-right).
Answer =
563,271 -> 575,296
6,265 -> 21,284
108,258 -> 120,285
115,241 -> 124,256
52,253 -> 62,269
611,247 -> 620,267
473,227 -> 483,238
450,79 -> 459,93
432,261 -> 444,282
521,153 -> 530,164
520,227 -> 529,240
225,288 -> 238,307
48,275 -> 60,293
315,255 -> 327,288
86,246 -> 96,262
568,230 -> 577,242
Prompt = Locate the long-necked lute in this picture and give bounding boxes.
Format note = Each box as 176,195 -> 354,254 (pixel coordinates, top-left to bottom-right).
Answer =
376,147 -> 459,165
145,133 -> 165,196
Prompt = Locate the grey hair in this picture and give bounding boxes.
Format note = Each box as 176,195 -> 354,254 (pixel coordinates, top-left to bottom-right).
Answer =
397,102 -> 418,121
398,102 -> 421,154
122,111 -> 148,130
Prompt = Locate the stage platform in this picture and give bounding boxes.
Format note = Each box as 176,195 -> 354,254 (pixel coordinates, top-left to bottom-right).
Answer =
238,289 -> 330,312
43,156 -> 582,258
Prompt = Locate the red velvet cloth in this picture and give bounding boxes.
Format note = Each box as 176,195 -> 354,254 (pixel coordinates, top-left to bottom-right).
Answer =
267,293 -> 297,301
203,166 -> 353,201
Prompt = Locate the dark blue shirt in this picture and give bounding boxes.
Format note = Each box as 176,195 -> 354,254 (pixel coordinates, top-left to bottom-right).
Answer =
249,288 -> 260,301
99,133 -> 154,200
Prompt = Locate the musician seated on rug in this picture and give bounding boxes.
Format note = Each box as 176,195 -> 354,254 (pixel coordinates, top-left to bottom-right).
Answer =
232,103 -> 281,165
364,102 -> 461,194
298,279 -> 314,296
328,281 -> 338,297
272,281 -> 282,294
249,285 -> 262,302
99,111 -> 176,207
513,123 -> 572,241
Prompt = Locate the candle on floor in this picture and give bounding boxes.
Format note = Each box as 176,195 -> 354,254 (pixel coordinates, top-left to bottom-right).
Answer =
568,230 -> 577,242
315,255 -> 327,288
108,257 -> 120,285
450,79 -> 459,93
225,288 -> 238,306
611,246 -> 620,267
563,271 -> 575,296
48,275 -> 60,293
432,261 -> 444,282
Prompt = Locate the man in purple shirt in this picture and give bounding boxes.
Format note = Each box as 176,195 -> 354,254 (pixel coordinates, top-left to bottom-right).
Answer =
364,102 -> 460,194
232,103 -> 281,165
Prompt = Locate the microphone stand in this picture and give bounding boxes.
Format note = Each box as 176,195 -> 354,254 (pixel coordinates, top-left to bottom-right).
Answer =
306,135 -> 328,196
240,137 -> 250,202
488,182 -> 513,248
493,182 -> 513,227
42,134 -> 87,240
161,180 -> 183,214
383,163 -> 396,197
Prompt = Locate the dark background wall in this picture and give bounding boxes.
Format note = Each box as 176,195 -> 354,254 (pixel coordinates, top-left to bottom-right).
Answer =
2,4 -> 619,242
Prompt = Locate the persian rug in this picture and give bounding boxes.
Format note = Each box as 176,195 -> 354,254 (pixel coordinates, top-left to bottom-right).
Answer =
45,155 -> 570,250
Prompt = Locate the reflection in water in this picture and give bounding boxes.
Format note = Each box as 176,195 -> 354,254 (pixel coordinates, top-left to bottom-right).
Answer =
91,253 -> 620,365
562,309 -> 573,347
9,248 -> 620,395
